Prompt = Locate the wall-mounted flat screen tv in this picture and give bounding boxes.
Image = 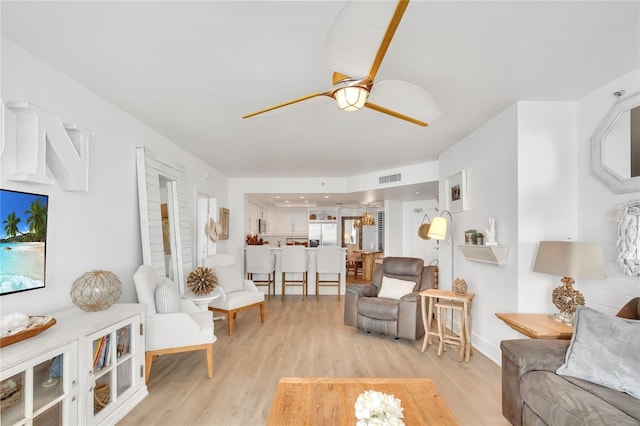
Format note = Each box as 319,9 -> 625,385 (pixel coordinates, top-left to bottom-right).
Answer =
0,189 -> 49,296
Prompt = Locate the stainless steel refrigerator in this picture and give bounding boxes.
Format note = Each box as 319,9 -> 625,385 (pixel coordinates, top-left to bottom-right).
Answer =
308,222 -> 338,247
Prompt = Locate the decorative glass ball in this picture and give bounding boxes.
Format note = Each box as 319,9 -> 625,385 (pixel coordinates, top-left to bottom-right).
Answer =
70,270 -> 122,311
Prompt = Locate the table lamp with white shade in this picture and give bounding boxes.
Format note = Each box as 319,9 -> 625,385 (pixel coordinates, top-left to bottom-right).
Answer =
533,241 -> 605,325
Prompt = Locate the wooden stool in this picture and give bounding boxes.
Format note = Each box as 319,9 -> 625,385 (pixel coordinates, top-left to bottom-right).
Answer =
436,300 -> 466,362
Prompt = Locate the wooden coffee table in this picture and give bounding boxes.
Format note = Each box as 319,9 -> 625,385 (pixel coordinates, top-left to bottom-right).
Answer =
267,377 -> 459,425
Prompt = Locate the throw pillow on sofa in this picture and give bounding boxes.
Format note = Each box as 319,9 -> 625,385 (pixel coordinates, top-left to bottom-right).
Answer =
556,305 -> 640,399
155,281 -> 181,313
377,276 -> 416,300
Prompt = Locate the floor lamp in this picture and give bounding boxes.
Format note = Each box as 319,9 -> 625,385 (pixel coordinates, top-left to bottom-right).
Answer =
428,210 -> 454,286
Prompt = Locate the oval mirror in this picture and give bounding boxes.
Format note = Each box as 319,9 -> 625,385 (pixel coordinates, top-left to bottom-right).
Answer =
591,91 -> 640,193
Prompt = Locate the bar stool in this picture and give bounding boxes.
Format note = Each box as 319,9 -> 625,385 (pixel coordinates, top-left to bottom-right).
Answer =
315,246 -> 343,300
435,300 -> 466,362
246,245 -> 276,299
281,245 -> 308,300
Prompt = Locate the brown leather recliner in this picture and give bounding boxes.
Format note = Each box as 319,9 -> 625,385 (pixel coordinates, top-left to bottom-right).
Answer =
344,257 -> 438,340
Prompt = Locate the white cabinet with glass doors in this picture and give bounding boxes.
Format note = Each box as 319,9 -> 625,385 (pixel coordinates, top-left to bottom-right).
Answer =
0,304 -> 147,426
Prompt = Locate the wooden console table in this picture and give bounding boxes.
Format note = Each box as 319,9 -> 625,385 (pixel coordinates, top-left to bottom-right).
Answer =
267,377 -> 458,425
495,313 -> 573,339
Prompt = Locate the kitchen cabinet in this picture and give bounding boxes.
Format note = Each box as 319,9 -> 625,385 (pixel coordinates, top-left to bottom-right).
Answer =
277,209 -> 294,233
274,208 -> 307,235
293,209 -> 309,234
267,210 -> 279,234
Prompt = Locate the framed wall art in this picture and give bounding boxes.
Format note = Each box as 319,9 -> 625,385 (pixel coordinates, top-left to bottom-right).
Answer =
446,170 -> 468,213
219,207 -> 230,240
0,189 -> 49,296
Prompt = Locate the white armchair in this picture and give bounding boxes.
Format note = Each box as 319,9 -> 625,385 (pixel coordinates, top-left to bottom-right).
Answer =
203,254 -> 265,336
133,265 -> 216,383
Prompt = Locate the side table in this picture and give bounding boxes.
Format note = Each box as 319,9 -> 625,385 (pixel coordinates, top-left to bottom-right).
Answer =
420,289 -> 475,362
495,313 -> 573,339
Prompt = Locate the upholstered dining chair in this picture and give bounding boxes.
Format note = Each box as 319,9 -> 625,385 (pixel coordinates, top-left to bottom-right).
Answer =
133,265 -> 215,383
344,257 -> 438,340
315,246 -> 344,300
203,254 -> 265,335
281,245 -> 308,300
245,245 -> 276,299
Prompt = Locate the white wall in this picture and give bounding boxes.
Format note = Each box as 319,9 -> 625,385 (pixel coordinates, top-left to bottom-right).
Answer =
402,199 -> 439,265
0,38 -> 228,314
438,69 -> 640,365
438,104 -> 520,363
516,102 -> 577,313
576,68 -> 640,315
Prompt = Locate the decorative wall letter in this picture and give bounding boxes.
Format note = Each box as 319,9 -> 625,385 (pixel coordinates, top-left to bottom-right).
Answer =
6,102 -> 93,191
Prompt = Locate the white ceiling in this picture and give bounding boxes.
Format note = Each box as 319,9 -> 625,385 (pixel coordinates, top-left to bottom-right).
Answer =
2,1 -> 639,207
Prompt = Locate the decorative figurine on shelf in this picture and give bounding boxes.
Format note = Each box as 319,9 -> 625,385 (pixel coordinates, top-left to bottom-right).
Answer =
485,217 -> 498,245
453,278 -> 468,295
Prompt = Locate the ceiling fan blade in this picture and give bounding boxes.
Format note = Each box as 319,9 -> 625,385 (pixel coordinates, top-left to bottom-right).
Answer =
327,1 -> 400,79
367,79 -> 442,125
243,92 -> 328,119
368,0 -> 409,81
364,102 -> 427,127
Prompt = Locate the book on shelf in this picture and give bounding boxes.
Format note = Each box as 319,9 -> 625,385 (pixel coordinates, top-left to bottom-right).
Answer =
93,334 -> 112,371
93,336 -> 106,370
100,335 -> 111,370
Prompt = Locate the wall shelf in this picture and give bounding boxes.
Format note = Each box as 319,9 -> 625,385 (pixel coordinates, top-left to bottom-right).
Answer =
457,245 -> 510,266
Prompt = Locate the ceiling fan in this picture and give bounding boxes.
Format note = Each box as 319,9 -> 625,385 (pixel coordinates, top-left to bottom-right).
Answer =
243,0 -> 441,127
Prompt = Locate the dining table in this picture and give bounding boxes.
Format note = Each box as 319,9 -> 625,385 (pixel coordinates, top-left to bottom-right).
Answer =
353,250 -> 383,281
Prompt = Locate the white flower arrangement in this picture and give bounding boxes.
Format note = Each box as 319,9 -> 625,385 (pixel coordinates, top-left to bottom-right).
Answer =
354,390 -> 405,426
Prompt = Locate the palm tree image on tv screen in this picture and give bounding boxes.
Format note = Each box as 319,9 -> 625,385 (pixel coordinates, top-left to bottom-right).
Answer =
0,189 -> 49,296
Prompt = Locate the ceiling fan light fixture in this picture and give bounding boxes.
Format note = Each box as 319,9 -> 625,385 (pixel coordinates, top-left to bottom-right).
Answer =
335,86 -> 368,111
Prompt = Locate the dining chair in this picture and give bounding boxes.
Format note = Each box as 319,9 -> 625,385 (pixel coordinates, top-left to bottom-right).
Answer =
281,245 -> 308,300
245,245 -> 276,299
315,246 -> 343,300
346,244 -> 362,279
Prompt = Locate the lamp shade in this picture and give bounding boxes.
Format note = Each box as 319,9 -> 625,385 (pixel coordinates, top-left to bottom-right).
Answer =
427,216 -> 448,240
361,212 -> 375,226
533,241 -> 605,279
335,86 -> 368,111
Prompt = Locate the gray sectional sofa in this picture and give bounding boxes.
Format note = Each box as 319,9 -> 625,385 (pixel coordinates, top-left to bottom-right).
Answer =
500,298 -> 640,426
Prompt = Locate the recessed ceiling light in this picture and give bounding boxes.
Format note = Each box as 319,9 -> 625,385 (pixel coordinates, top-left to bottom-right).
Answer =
300,196 -> 304,199
305,200 -> 309,203
285,200 -> 290,203
324,195 -> 329,199
275,196 -> 281,199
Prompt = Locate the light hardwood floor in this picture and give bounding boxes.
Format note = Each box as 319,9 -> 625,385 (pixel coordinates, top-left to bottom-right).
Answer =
120,294 -> 508,426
